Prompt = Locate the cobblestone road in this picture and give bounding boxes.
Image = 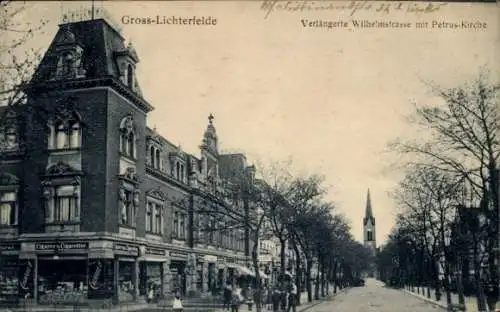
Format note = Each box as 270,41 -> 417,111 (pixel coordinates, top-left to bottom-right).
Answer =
307,279 -> 444,312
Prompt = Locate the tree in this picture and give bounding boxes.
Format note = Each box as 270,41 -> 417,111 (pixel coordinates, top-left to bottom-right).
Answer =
390,69 -> 500,310
0,1 -> 46,112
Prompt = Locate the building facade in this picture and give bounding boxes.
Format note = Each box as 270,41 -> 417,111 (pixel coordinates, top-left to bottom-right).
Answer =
0,17 -> 257,307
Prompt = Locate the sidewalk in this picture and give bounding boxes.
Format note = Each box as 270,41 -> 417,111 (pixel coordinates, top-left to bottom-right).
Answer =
403,287 -> 478,311
211,288 -> 339,312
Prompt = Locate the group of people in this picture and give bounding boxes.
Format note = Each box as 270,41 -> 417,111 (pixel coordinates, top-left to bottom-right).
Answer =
222,281 -> 298,312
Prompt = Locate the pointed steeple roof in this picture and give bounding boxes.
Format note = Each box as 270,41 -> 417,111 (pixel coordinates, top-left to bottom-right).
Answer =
363,189 -> 375,225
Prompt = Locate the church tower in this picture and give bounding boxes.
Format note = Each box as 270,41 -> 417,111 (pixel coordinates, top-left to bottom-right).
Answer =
363,189 -> 377,277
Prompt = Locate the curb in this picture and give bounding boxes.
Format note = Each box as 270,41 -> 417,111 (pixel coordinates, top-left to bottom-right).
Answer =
402,289 -> 448,311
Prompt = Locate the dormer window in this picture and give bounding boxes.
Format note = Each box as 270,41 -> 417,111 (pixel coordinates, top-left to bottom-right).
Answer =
61,52 -> 74,76
147,141 -> 162,170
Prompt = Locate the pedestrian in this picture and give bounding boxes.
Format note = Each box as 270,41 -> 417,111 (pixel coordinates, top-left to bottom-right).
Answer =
230,285 -> 243,312
271,286 -> 281,312
147,285 -> 154,303
223,282 -> 232,311
286,282 -> 297,312
172,291 -> 183,312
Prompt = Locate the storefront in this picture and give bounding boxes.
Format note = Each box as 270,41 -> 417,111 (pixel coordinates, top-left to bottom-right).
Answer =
139,247 -> 166,300
113,243 -> 140,302
170,251 -> 188,295
0,255 -> 19,305
37,259 -> 87,304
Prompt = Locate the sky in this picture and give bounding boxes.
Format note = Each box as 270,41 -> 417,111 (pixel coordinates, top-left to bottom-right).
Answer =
12,1 -> 499,244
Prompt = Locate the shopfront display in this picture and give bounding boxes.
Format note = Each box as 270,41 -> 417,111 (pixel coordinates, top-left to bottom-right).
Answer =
37,259 -> 87,304
0,257 -> 19,305
18,259 -> 34,300
87,259 -> 114,299
118,261 -> 135,302
170,260 -> 186,295
139,262 -> 162,298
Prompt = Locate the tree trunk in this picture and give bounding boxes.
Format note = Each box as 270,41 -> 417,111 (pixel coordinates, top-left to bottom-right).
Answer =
314,267 -> 320,300
473,244 -> 488,312
251,229 -> 263,312
280,239 -> 287,278
333,261 -> 338,294
306,258 -> 313,302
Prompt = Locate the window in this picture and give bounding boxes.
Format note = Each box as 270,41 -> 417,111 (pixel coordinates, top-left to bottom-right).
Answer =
154,204 -> 162,234
127,64 -> 134,88
0,192 -> 16,226
367,229 -> 373,241
173,212 -> 179,238
120,189 -> 135,226
51,119 -> 81,150
44,181 -> 80,224
4,127 -> 17,149
150,146 -> 155,167
146,201 -> 162,235
180,164 -> 184,182
179,213 -> 185,239
61,52 -> 74,76
146,202 -> 153,232
54,185 -> 76,222
119,116 -> 136,159
155,150 -> 160,170
176,163 -> 180,180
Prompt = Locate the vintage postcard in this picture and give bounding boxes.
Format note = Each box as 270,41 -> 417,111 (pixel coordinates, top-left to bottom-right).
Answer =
0,1 -> 498,311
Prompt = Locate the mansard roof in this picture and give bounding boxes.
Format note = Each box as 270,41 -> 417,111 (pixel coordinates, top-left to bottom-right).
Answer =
31,19 -> 125,84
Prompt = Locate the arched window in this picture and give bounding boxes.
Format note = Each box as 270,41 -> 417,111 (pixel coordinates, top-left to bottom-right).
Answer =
119,116 -> 136,159
56,122 -> 68,149
127,64 -> 134,88
155,149 -> 160,169
69,122 -> 81,148
367,229 -> 373,241
176,162 -> 180,180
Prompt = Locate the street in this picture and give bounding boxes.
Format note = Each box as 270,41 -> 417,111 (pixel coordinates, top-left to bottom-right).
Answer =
306,279 -> 443,312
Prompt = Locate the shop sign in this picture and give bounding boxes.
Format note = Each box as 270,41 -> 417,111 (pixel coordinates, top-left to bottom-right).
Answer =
113,243 -> 139,256
19,260 -> 34,296
203,255 -> 217,262
145,247 -> 165,256
170,251 -> 188,260
0,243 -> 20,251
35,242 -> 88,251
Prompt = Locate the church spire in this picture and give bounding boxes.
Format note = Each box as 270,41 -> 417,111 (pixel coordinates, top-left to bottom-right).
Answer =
363,188 -> 375,226
365,188 -> 373,218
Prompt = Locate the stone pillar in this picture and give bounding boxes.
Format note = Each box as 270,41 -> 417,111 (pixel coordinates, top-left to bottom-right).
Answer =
114,258 -> 120,302
222,266 -> 228,286
186,253 -> 197,294
133,260 -> 140,301
162,253 -> 172,296
202,262 -> 209,293
33,258 -> 38,301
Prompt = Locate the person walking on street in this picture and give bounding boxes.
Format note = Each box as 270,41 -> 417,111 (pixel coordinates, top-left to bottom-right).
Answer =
223,282 -> 232,311
287,282 -> 297,312
230,285 -> 243,312
172,291 -> 183,312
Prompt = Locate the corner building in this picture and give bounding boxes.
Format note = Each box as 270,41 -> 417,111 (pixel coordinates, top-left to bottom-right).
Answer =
0,17 -> 255,307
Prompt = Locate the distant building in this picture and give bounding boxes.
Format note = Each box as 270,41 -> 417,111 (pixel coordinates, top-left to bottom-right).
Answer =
0,14 -> 258,307
363,189 -> 377,277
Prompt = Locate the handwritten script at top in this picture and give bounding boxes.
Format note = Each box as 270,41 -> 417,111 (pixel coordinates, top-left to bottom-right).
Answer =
261,0 -> 447,19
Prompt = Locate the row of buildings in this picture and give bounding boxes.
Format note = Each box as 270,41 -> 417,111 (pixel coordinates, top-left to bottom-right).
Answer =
0,10 -> 294,307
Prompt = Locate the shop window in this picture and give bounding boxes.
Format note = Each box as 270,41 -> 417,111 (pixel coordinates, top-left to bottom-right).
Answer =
139,262 -> 162,298
118,261 -> 135,302
0,192 -> 16,226
37,260 -> 87,304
